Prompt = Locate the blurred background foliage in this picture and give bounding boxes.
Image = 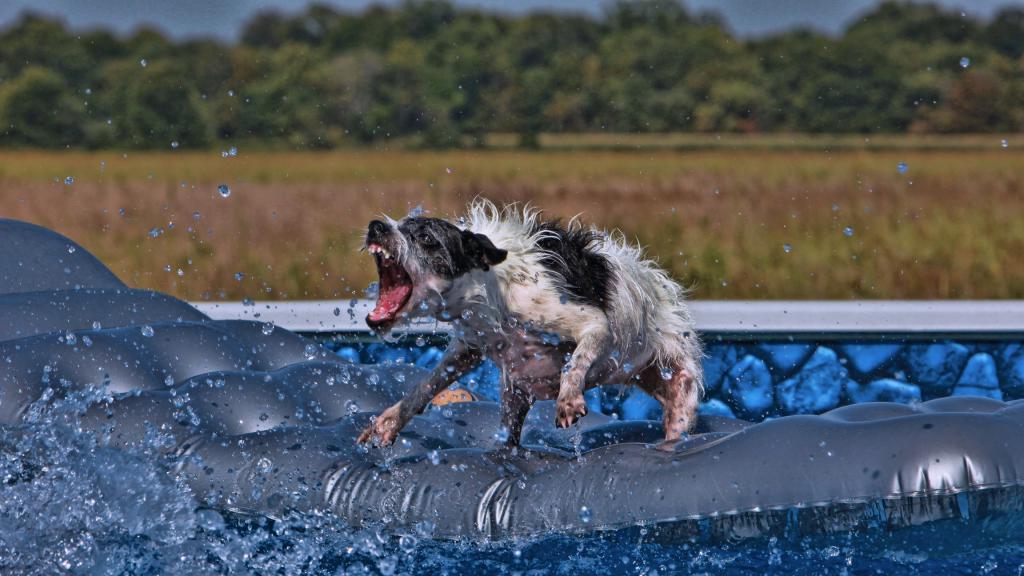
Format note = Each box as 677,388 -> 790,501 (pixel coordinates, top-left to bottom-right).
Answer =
1,0 -> 1023,150
0,1 -> 1022,302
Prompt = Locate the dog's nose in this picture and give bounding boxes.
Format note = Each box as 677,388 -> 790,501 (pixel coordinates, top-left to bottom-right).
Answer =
368,220 -> 388,237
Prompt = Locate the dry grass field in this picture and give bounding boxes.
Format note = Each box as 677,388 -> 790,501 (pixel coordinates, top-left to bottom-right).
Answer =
0,145 -> 1022,302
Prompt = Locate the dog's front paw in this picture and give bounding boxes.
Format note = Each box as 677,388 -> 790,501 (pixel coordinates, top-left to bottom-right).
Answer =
555,393 -> 588,428
356,405 -> 404,447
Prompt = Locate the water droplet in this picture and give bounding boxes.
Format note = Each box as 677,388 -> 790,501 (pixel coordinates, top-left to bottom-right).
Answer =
428,450 -> 440,465
64,332 -> 77,346
170,141 -> 179,149
140,325 -> 155,337
197,509 -> 225,531
63,176 -> 74,185
445,167 -> 453,174
843,227 -> 854,237
1001,139 -> 1009,149
164,374 -> 175,386
493,426 -> 510,443
67,245 -> 76,254
783,243 -> 792,254
659,366 -> 674,380
377,557 -> 397,576
408,204 -> 425,217
261,322 -> 275,335
399,534 -> 418,554
897,162 -> 908,174
233,272 -> 245,282
579,505 -> 592,523
959,56 -> 971,68
149,227 -> 162,238
304,344 -> 318,359
218,184 -> 231,198
176,268 -> 184,277
91,321 -> 102,330
255,457 -> 273,475
139,58 -> 147,68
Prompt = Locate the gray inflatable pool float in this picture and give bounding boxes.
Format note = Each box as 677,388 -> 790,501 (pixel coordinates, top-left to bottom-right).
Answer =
2,218 -> 1024,541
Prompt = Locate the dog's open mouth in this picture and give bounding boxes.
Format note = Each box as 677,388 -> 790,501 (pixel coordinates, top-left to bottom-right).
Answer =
367,243 -> 412,326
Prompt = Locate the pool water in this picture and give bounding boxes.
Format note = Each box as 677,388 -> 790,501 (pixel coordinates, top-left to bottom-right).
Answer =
4,336 -> 1024,575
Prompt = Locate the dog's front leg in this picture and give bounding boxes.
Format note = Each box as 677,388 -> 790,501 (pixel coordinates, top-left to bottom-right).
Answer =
357,340 -> 482,446
555,323 -> 609,428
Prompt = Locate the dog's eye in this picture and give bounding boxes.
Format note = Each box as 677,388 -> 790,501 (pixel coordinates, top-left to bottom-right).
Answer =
418,234 -> 437,247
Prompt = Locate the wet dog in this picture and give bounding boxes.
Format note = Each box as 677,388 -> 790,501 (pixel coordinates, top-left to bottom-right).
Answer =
356,200 -> 703,448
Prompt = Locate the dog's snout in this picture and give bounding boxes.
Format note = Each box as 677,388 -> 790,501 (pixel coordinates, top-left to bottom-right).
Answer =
368,220 -> 388,238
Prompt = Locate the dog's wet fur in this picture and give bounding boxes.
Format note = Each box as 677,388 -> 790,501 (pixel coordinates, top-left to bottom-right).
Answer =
532,220 -> 614,310
358,200 -> 703,449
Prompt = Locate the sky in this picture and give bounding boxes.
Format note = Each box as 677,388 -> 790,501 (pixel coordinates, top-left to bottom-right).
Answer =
0,0 -> 1020,40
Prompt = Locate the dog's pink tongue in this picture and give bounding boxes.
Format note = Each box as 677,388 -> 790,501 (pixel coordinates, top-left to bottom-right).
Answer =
368,283 -> 411,322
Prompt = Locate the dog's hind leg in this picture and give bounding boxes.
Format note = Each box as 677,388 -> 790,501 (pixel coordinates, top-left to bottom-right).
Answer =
637,362 -> 699,443
555,322 -> 609,428
499,375 -> 533,446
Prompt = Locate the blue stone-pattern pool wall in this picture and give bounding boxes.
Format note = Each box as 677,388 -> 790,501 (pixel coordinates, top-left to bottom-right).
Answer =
330,338 -> 1024,422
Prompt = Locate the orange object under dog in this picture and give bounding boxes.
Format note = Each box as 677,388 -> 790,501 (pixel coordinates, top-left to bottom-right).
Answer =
432,388 -> 476,406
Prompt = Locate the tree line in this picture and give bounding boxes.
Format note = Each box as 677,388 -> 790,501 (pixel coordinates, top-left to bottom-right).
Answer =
1,0 -> 1022,149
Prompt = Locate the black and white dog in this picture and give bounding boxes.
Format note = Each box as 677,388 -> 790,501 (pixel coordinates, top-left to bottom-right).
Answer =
357,200 -> 703,448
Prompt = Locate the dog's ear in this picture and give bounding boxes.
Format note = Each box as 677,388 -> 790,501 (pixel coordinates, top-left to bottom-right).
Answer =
461,230 -> 507,271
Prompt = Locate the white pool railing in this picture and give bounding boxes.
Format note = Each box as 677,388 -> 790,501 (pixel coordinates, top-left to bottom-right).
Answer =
191,300 -> 1024,336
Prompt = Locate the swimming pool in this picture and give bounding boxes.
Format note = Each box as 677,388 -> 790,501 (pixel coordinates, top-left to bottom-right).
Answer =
8,331 -> 1023,575
178,300 -> 1023,574
5,272 -> 1024,576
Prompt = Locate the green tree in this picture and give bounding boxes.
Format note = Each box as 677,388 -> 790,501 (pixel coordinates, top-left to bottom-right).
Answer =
231,44 -> 329,147
987,9 -> 1024,59
107,60 -> 211,148
0,14 -> 95,86
0,66 -> 85,147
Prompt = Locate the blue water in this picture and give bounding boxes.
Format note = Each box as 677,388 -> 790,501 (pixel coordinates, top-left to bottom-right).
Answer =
5,338 -> 1024,574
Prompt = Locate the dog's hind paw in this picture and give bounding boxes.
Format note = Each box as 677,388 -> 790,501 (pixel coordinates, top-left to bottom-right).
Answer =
555,393 -> 588,428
